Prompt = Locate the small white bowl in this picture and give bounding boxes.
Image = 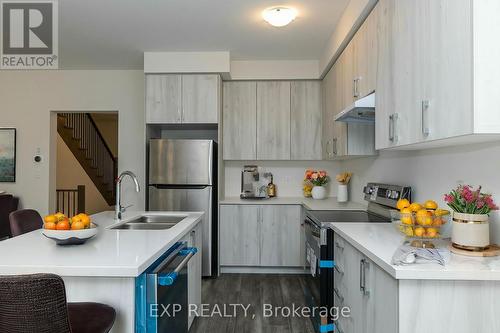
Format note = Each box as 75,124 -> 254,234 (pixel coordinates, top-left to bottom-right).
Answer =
42,223 -> 98,245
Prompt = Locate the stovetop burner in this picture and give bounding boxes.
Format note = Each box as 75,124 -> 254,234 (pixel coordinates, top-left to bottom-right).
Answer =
307,210 -> 390,225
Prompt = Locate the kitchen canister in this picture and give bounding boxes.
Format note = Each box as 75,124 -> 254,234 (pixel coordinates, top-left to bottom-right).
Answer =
451,212 -> 490,250
337,184 -> 348,203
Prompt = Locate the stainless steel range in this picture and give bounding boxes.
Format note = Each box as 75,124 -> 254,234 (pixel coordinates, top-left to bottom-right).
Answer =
303,183 -> 411,333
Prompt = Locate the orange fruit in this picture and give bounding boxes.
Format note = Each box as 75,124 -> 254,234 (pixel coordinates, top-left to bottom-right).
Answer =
70,216 -> 82,225
424,200 -> 438,210
426,228 -> 438,238
400,208 -> 413,225
409,203 -> 423,212
56,219 -> 70,230
54,212 -> 67,221
414,227 -> 425,237
71,221 -> 85,230
80,214 -> 91,228
397,199 -> 411,210
44,222 -> 56,230
416,209 -> 432,225
432,217 -> 445,226
44,215 -> 57,224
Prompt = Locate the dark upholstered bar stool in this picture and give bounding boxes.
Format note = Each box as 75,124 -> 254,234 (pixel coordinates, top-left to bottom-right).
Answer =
9,209 -> 43,237
0,274 -> 116,333
0,194 -> 19,240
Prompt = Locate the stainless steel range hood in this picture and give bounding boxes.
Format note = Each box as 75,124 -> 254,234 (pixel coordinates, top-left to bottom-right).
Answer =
334,93 -> 375,123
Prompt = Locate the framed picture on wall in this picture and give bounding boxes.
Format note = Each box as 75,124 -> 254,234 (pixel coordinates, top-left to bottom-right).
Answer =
0,128 -> 16,182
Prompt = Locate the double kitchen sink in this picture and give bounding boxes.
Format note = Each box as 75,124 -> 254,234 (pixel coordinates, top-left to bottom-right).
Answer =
110,215 -> 187,230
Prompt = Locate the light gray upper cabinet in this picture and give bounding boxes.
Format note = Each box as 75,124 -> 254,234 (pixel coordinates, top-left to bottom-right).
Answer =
323,54 -> 375,158
260,205 -> 303,267
219,205 -> 260,266
340,42 -> 356,110
182,74 -> 220,123
145,74 -> 182,123
257,81 -> 291,160
353,2 -> 378,99
145,74 -> 220,124
220,204 -> 303,268
222,81 -> 257,160
376,0 -> 500,150
291,81 -> 322,160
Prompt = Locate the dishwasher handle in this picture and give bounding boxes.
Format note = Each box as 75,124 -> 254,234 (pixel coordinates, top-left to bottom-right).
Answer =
158,247 -> 197,286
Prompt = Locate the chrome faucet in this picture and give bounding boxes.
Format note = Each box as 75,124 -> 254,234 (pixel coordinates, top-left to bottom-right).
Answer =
115,171 -> 141,220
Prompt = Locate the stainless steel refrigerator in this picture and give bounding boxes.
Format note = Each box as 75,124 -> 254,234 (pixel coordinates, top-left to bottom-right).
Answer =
148,139 -> 217,277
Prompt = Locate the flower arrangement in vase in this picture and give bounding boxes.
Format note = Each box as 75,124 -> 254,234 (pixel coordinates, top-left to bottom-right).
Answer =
444,185 -> 498,250
303,169 -> 329,199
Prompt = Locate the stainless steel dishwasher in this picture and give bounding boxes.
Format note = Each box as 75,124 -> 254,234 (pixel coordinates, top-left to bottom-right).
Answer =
135,242 -> 198,333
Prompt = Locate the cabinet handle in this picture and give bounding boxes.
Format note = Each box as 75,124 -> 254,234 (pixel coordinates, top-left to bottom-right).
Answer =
332,138 -> 338,155
388,114 -> 394,142
333,287 -> 345,304
353,78 -> 360,98
360,259 -> 370,296
334,264 -> 344,276
421,100 -> 430,137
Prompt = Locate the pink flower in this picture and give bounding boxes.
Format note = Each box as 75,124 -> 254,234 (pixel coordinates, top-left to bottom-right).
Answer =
444,194 -> 454,204
319,171 -> 326,178
311,173 -> 319,180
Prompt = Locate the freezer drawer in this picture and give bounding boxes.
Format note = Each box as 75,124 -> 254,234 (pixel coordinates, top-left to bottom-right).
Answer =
149,186 -> 213,277
149,139 -> 213,185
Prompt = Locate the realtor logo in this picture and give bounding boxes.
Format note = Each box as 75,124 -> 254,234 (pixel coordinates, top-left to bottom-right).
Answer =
1,0 -> 58,69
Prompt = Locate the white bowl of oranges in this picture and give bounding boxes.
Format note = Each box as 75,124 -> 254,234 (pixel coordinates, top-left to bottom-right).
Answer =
42,212 -> 98,245
392,199 -> 450,248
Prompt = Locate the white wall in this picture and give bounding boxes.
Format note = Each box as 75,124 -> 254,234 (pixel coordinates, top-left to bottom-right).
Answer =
0,70 -> 145,215
223,161 -> 342,198
341,142 -> 500,243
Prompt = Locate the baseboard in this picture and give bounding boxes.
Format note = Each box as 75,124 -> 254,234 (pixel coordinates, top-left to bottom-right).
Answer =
220,266 -> 309,274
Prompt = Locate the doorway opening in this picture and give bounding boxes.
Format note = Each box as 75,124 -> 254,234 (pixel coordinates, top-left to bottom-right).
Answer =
52,112 -> 118,216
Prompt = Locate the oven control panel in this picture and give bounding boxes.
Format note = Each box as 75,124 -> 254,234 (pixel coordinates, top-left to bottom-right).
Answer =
363,183 -> 411,208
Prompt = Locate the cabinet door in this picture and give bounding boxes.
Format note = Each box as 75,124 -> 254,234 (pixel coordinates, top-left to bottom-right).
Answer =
260,205 -> 302,267
335,236 -> 364,333
353,2 -> 379,99
322,65 -> 335,159
182,74 -> 220,123
187,222 -> 203,329
257,81 -> 291,160
219,205 -> 260,266
420,0 -> 473,142
365,256 -> 398,333
291,81 -> 322,160
222,81 -> 257,160
341,42 -> 356,110
145,74 -> 182,124
376,0 -> 422,148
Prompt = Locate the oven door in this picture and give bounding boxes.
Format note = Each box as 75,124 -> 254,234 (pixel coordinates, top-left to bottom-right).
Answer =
303,216 -> 323,331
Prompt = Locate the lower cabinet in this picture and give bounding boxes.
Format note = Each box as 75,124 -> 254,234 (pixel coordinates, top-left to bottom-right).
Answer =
333,233 -> 398,333
220,205 -> 304,267
186,222 -> 203,329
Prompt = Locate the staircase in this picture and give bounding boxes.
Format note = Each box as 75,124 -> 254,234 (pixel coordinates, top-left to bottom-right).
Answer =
57,113 -> 117,206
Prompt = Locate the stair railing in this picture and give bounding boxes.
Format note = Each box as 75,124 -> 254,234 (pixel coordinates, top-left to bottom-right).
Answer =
56,185 -> 85,217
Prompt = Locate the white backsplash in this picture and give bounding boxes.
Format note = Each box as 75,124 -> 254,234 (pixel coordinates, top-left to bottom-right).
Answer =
223,161 -> 342,198
341,141 -> 500,244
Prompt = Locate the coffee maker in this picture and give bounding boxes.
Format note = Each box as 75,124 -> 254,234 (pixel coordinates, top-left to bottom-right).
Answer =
240,165 -> 272,199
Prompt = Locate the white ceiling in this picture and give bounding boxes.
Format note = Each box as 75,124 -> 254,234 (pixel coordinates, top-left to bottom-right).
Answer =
59,0 -> 350,69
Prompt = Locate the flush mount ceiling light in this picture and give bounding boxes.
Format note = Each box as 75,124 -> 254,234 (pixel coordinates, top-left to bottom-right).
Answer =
262,7 -> 298,27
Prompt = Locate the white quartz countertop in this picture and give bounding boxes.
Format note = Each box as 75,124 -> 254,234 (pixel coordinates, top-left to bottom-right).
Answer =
0,211 -> 203,278
220,197 -> 366,211
330,223 -> 500,281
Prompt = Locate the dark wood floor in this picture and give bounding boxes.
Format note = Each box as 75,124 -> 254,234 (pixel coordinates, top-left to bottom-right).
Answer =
190,274 -> 315,333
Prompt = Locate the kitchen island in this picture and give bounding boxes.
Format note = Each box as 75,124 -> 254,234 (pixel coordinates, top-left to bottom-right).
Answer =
0,210 -> 204,333
330,222 -> 500,333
